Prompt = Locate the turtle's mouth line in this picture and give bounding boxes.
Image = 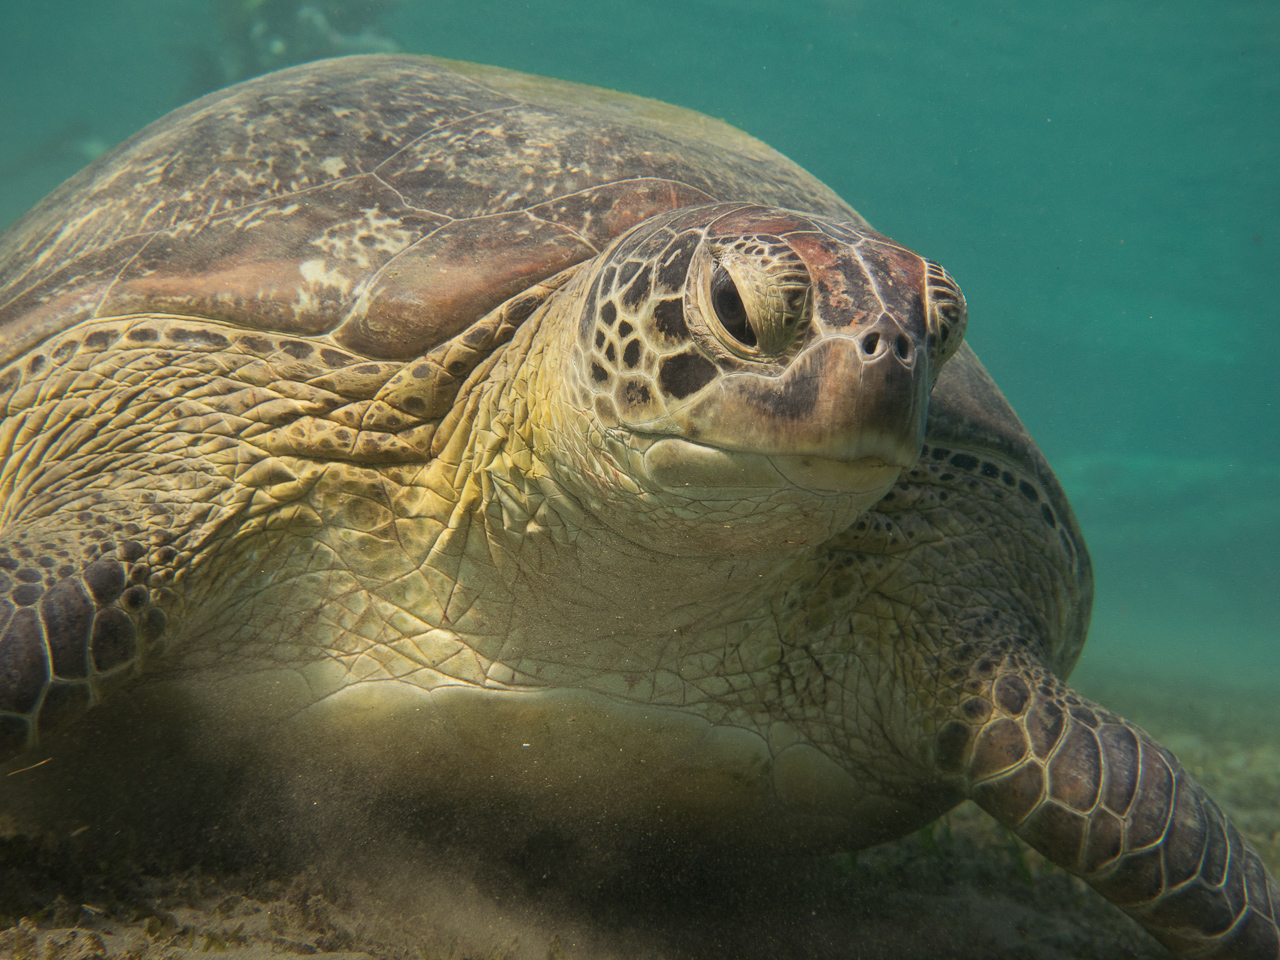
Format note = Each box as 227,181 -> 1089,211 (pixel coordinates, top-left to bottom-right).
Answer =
637,436 -> 905,497
766,451 -> 902,495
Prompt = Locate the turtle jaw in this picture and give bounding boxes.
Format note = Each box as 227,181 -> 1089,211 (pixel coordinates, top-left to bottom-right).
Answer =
639,436 -> 904,500
767,452 -> 902,496
630,327 -> 929,505
661,329 -> 932,473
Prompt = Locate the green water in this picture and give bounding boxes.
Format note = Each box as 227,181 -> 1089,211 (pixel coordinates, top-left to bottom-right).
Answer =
3,0 -> 1274,688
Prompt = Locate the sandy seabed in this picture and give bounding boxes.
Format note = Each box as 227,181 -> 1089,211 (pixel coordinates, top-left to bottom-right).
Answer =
0,670 -> 1275,960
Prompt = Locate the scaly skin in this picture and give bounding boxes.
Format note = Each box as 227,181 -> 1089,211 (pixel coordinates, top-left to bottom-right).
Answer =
953,658 -> 1280,958
3,297 -> 1275,957
0,56 -> 1274,959
873,445 -> 1280,958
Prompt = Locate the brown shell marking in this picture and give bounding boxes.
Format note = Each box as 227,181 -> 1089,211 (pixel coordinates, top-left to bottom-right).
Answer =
0,54 -> 861,368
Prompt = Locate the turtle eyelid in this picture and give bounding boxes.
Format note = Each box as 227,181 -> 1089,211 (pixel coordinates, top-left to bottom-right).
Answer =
923,258 -> 967,362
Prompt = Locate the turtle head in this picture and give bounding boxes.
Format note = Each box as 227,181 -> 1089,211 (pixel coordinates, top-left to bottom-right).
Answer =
534,203 -> 967,554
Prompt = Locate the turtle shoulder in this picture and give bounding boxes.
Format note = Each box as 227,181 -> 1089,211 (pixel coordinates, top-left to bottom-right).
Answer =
0,53 -> 860,371
921,343 -> 1093,672
927,345 -> 1041,469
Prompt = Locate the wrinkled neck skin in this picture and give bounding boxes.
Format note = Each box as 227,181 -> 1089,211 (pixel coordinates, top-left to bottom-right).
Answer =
431,293 -> 892,664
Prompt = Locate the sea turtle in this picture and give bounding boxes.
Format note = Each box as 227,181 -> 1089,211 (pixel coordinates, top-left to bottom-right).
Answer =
0,54 -> 1275,958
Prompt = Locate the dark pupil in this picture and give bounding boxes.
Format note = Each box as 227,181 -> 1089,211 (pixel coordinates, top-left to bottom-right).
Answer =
711,268 -> 755,347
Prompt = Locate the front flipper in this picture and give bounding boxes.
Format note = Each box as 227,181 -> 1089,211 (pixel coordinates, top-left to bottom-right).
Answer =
937,655 -> 1280,958
0,510 -> 170,760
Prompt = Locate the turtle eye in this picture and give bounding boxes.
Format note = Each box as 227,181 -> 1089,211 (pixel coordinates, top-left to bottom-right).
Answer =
698,237 -> 810,361
711,266 -> 756,348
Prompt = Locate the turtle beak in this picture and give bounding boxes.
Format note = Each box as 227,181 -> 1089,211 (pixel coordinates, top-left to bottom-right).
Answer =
672,312 -> 929,470
796,312 -> 930,467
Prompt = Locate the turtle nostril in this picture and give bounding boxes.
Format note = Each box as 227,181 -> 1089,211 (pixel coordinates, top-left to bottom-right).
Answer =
894,334 -> 911,360
862,332 -> 880,355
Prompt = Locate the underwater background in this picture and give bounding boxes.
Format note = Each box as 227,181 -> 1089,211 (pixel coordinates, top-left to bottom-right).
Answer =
0,2 -> 1276,958
2,0 -> 1275,691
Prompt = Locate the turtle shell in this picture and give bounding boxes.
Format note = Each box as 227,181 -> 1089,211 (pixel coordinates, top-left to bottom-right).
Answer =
0,54 -> 1089,670
0,54 -> 862,369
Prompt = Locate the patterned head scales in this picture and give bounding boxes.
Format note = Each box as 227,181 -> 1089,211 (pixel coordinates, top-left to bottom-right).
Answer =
564,203 -> 966,493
